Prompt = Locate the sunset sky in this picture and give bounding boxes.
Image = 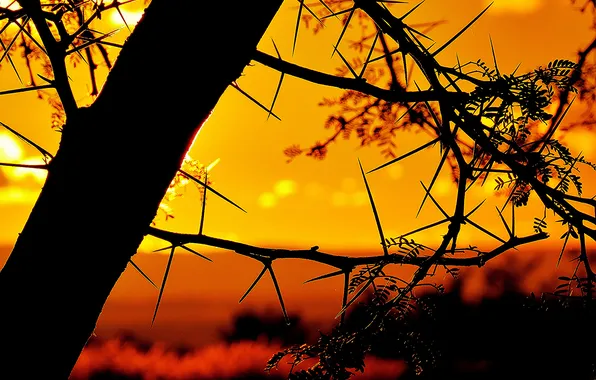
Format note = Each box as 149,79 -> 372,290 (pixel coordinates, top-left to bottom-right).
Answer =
1,0 -> 596,355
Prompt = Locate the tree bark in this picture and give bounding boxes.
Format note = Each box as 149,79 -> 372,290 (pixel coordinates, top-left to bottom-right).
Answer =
0,1 -> 282,378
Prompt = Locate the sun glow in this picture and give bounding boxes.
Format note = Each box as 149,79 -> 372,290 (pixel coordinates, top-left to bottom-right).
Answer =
110,9 -> 144,27
0,133 -> 47,184
0,187 -> 40,205
11,157 -> 47,182
273,179 -> 297,197
0,132 -> 23,161
0,0 -> 20,10
206,158 -> 220,172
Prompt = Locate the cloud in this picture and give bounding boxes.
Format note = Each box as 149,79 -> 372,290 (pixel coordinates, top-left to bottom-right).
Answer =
71,338 -> 405,380
485,0 -> 541,14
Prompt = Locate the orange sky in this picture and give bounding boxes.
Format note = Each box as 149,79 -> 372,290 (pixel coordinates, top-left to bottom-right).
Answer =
0,0 -> 594,249
1,0 -> 596,347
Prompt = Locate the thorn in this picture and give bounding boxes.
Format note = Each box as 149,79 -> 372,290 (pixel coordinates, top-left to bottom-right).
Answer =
267,264 -> 290,324
230,82 -> 281,121
129,258 -> 158,289
432,2 -> 493,57
239,265 -> 267,303
152,246 -> 175,325
179,169 -> 246,213
359,158 -> 389,256
331,7 -> 355,57
304,269 -> 344,284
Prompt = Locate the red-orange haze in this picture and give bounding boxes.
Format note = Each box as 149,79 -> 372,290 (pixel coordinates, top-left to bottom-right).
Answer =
72,339 -> 405,380
0,0 -> 595,378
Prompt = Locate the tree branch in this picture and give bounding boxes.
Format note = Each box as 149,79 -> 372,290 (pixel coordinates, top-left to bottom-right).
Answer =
252,50 -> 467,104
15,0 -> 77,115
146,226 -> 548,270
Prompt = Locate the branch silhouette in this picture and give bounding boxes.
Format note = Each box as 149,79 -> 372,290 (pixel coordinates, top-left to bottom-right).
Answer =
1,0 -> 595,379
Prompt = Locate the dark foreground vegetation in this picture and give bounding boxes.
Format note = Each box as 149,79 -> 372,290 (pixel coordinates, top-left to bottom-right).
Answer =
76,272 -> 596,380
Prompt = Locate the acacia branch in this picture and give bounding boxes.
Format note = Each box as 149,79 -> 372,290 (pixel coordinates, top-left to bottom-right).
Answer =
146,226 -> 547,269
252,50 -> 467,104
0,162 -> 47,169
15,0 -> 77,115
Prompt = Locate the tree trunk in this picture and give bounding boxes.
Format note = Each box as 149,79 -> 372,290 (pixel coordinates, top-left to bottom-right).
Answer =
0,1 -> 282,377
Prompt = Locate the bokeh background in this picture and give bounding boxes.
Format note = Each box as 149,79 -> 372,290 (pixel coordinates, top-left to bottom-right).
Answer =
1,0 -> 596,378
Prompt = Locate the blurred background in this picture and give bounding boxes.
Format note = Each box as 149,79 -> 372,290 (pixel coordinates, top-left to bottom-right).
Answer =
1,0 -> 596,378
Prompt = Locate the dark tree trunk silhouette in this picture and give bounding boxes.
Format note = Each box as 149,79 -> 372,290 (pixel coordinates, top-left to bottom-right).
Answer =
0,1 -> 282,377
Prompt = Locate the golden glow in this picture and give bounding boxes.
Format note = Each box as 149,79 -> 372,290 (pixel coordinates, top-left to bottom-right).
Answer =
206,158 -> 221,172
565,131 -> 596,157
331,191 -> 348,207
0,134 -> 47,186
0,0 -> 20,10
110,9 -> 143,27
351,191 -> 368,207
0,187 -> 39,205
485,0 -> 541,14
0,0 -> 594,321
340,177 -> 356,192
433,178 -> 453,197
304,182 -> 324,199
273,179 -> 297,197
481,116 -> 495,128
0,132 -> 23,161
385,163 -> 403,180
258,192 -> 277,208
11,157 -> 47,182
138,234 -> 166,253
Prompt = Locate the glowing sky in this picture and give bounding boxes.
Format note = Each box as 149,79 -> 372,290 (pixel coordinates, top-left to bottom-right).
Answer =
0,0 -> 595,349
0,0 -> 594,254
486,0 -> 542,14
